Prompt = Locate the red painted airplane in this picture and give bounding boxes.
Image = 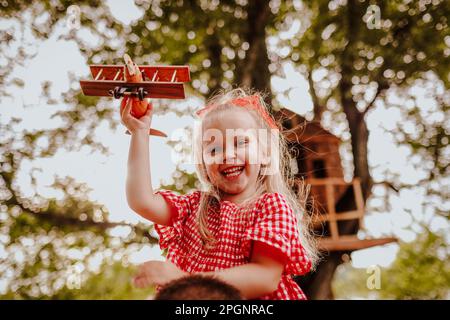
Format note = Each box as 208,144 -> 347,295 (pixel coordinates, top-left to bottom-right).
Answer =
80,54 -> 191,137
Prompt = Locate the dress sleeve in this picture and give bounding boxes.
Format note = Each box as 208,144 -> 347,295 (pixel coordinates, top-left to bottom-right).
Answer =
241,192 -> 312,276
153,189 -> 201,250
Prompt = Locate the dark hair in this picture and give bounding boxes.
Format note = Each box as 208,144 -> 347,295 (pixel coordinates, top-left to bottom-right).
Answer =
154,274 -> 243,300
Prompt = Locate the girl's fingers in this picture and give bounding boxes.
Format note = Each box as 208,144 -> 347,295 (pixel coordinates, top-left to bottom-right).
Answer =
121,97 -> 152,131
134,276 -> 144,288
125,97 -> 133,115
145,106 -> 152,117
134,275 -> 145,288
132,276 -> 139,287
136,263 -> 150,279
120,97 -> 131,120
134,276 -> 153,288
122,98 -> 139,125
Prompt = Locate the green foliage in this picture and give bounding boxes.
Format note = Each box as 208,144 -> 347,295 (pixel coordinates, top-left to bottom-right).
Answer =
333,229 -> 450,299
0,260 -> 153,300
51,261 -> 153,300
0,177 -> 155,298
332,263 -> 373,299
292,0 -> 450,89
160,166 -> 200,194
380,229 -> 450,299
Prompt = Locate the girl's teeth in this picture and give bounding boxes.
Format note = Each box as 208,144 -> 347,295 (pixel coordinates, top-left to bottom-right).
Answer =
222,167 -> 243,176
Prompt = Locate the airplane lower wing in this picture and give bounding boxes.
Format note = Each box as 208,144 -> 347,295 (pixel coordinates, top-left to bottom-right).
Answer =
79,80 -> 186,99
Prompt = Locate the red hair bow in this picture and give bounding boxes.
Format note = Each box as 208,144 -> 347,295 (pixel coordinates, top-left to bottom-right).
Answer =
195,95 -> 279,130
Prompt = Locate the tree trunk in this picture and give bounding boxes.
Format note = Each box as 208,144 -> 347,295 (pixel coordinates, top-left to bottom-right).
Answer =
339,0 -> 372,200
296,0 -> 373,298
338,88 -> 373,201
294,252 -> 343,299
236,0 -> 273,104
345,106 -> 373,200
206,33 -> 224,95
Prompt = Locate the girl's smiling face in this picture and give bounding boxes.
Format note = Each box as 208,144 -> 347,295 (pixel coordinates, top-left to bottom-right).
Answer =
201,108 -> 264,203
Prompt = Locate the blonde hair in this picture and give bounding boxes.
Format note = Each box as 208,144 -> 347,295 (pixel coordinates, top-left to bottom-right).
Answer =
192,88 -> 319,268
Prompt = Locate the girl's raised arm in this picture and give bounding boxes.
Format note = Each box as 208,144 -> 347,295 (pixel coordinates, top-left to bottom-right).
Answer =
122,99 -> 173,226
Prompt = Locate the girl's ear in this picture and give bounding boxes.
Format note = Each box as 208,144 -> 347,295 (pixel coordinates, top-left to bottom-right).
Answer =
260,155 -> 271,166
259,162 -> 270,176
258,138 -> 271,166
202,170 -> 210,181
259,155 -> 270,176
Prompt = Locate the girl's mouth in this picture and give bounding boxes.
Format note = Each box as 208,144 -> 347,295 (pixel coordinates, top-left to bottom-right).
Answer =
220,165 -> 245,180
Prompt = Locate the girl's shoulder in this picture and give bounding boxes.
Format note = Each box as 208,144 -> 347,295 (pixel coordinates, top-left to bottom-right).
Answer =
156,188 -> 202,205
253,192 -> 291,211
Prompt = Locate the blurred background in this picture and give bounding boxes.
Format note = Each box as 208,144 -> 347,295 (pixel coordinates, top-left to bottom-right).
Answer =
0,0 -> 448,299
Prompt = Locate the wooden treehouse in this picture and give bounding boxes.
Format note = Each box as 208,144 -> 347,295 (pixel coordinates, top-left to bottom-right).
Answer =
273,109 -> 397,252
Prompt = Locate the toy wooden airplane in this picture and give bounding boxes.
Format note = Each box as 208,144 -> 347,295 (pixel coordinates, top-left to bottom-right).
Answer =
79,54 -> 191,137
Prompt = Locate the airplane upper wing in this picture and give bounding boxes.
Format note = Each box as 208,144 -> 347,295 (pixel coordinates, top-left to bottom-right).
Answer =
89,65 -> 125,81
88,65 -> 190,83
138,65 -> 191,82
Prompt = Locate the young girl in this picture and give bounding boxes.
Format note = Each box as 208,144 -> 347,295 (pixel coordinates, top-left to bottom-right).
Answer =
122,88 -> 318,300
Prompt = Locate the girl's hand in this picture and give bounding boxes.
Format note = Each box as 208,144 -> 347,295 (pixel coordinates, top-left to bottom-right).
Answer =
120,97 -> 153,134
133,260 -> 188,288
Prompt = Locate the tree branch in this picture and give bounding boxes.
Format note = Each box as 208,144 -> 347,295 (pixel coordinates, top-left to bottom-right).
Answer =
2,178 -> 157,244
306,69 -> 324,121
373,181 -> 400,193
22,204 -> 158,244
362,82 -> 387,116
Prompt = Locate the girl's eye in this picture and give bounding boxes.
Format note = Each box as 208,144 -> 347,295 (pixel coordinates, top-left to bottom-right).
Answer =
237,137 -> 248,146
209,146 -> 222,154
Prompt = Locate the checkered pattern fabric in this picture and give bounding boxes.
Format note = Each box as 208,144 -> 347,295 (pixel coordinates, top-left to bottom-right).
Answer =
153,190 -> 312,300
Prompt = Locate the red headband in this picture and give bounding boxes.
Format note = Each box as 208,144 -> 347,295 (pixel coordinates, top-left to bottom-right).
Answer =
195,95 -> 279,130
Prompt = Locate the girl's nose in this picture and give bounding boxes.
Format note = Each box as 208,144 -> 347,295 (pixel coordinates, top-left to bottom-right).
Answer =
223,146 -> 237,163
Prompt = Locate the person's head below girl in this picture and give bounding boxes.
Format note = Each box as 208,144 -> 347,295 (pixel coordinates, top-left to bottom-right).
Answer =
154,274 -> 243,300
192,87 -> 318,266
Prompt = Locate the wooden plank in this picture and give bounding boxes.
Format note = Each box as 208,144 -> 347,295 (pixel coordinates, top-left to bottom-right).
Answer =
336,235 -> 364,241
304,153 -> 333,159
352,179 -> 365,230
90,66 -> 124,81
94,68 -> 103,80
170,70 -> 177,82
139,65 -> 190,82
318,237 -> 397,252
325,181 -> 339,240
151,70 -> 159,82
79,80 -> 186,99
306,177 -> 352,186
112,69 -> 121,81
313,210 -> 363,223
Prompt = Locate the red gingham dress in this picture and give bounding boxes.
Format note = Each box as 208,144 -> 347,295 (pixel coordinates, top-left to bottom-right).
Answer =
153,189 -> 312,300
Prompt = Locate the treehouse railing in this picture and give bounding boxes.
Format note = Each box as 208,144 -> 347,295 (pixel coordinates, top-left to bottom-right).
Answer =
307,177 -> 364,240
297,177 -> 397,251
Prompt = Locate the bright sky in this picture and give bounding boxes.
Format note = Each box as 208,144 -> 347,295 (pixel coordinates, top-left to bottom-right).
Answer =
1,0 -> 447,272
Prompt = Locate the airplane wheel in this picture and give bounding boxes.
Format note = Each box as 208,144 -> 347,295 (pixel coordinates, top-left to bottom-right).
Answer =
113,87 -> 121,99
138,87 -> 145,101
